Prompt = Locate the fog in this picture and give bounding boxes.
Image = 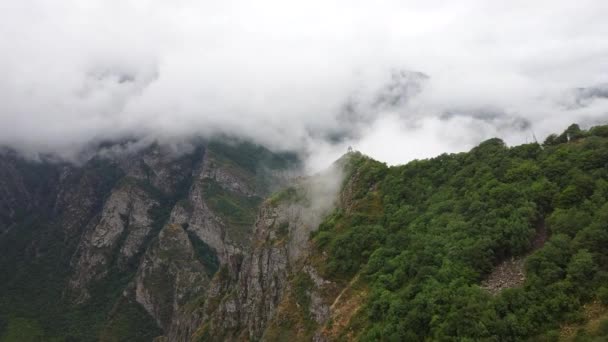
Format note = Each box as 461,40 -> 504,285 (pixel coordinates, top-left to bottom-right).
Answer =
1,0 -> 608,171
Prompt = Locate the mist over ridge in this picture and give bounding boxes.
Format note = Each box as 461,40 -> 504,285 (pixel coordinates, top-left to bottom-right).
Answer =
1,0 -> 608,172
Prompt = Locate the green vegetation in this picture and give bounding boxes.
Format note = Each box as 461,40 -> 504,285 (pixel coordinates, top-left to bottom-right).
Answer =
208,140 -> 299,194
276,221 -> 290,237
264,271 -> 318,341
208,140 -> 298,174
0,317 -> 45,342
99,297 -> 162,342
4,126 -> 608,340
0,158 -> 159,341
314,124 -> 608,340
558,303 -> 608,342
268,186 -> 308,207
571,318 -> 608,341
293,272 -> 315,325
201,178 -> 262,244
186,230 -> 220,277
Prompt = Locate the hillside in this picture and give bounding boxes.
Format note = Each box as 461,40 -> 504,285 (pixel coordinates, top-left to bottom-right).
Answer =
0,140 -> 298,341
307,123 -> 608,341
2,124 -> 608,341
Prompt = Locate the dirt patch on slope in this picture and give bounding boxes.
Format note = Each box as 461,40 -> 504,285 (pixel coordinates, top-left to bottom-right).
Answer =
481,257 -> 526,295
481,220 -> 547,295
321,273 -> 368,341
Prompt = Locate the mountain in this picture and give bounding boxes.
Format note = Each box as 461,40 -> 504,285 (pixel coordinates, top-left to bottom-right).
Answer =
2,124 -> 608,341
0,140 -> 299,341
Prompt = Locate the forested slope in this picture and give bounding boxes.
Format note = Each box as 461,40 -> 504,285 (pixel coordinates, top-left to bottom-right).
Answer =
311,123 -> 608,341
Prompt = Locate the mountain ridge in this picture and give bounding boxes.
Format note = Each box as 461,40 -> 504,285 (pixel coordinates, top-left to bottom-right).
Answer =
2,124 -> 608,341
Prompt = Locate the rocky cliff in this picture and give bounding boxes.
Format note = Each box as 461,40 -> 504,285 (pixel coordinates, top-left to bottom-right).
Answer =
0,140 -> 314,341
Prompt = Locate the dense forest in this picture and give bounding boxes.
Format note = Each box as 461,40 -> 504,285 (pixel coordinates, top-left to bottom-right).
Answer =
313,123 -> 608,341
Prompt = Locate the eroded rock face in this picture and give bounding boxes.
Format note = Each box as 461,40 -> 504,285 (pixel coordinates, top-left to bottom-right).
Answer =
114,144 -> 197,196
52,163 -> 122,241
0,141 -> 308,341
120,143 -> 287,340
67,183 -> 158,302
201,151 -> 257,196
68,141 -> 300,339
149,164 -> 343,341
140,199 -> 320,341
196,188 -> 339,341
66,145 -> 201,302
135,223 -> 209,331
160,149 -> 260,271
180,167 -> 236,265
235,212 -> 292,338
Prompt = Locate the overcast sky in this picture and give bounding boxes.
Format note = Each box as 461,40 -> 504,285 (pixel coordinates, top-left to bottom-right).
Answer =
1,0 -> 608,170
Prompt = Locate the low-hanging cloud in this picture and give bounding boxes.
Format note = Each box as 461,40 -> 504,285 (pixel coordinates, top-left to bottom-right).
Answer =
1,0 -> 608,170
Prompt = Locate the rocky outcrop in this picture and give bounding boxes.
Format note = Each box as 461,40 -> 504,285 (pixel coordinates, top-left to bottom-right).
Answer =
73,140 -> 300,339
232,203 -> 296,338
114,144 -> 198,196
66,145 -> 204,302
67,183 -> 158,302
193,169 -> 344,341
201,151 -> 257,196
52,163 -> 123,241
135,223 -> 209,331
177,169 -> 239,265
169,147 -> 264,266
0,141 -> 315,341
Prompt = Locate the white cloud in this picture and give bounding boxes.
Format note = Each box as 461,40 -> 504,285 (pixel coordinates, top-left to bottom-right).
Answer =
1,0 -> 607,168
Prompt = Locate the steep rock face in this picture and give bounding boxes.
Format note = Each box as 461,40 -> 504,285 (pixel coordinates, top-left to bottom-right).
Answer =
92,141 -> 295,340
51,162 -> 123,241
66,145 -> 201,302
150,198 -> 327,341
182,202 -> 298,340
167,265 -> 239,341
112,144 -> 198,196
0,141 -> 301,341
172,149 -> 263,267
201,151 -> 257,196
135,224 -> 209,331
179,165 -> 238,266
147,150 -> 271,340
237,202 -> 321,337
231,203 -> 296,338
256,160 -> 374,342
194,168 -> 344,341
112,142 -> 279,339
67,183 -> 158,302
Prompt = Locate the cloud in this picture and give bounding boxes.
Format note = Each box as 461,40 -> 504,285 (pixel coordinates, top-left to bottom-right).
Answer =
1,0 -> 608,169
